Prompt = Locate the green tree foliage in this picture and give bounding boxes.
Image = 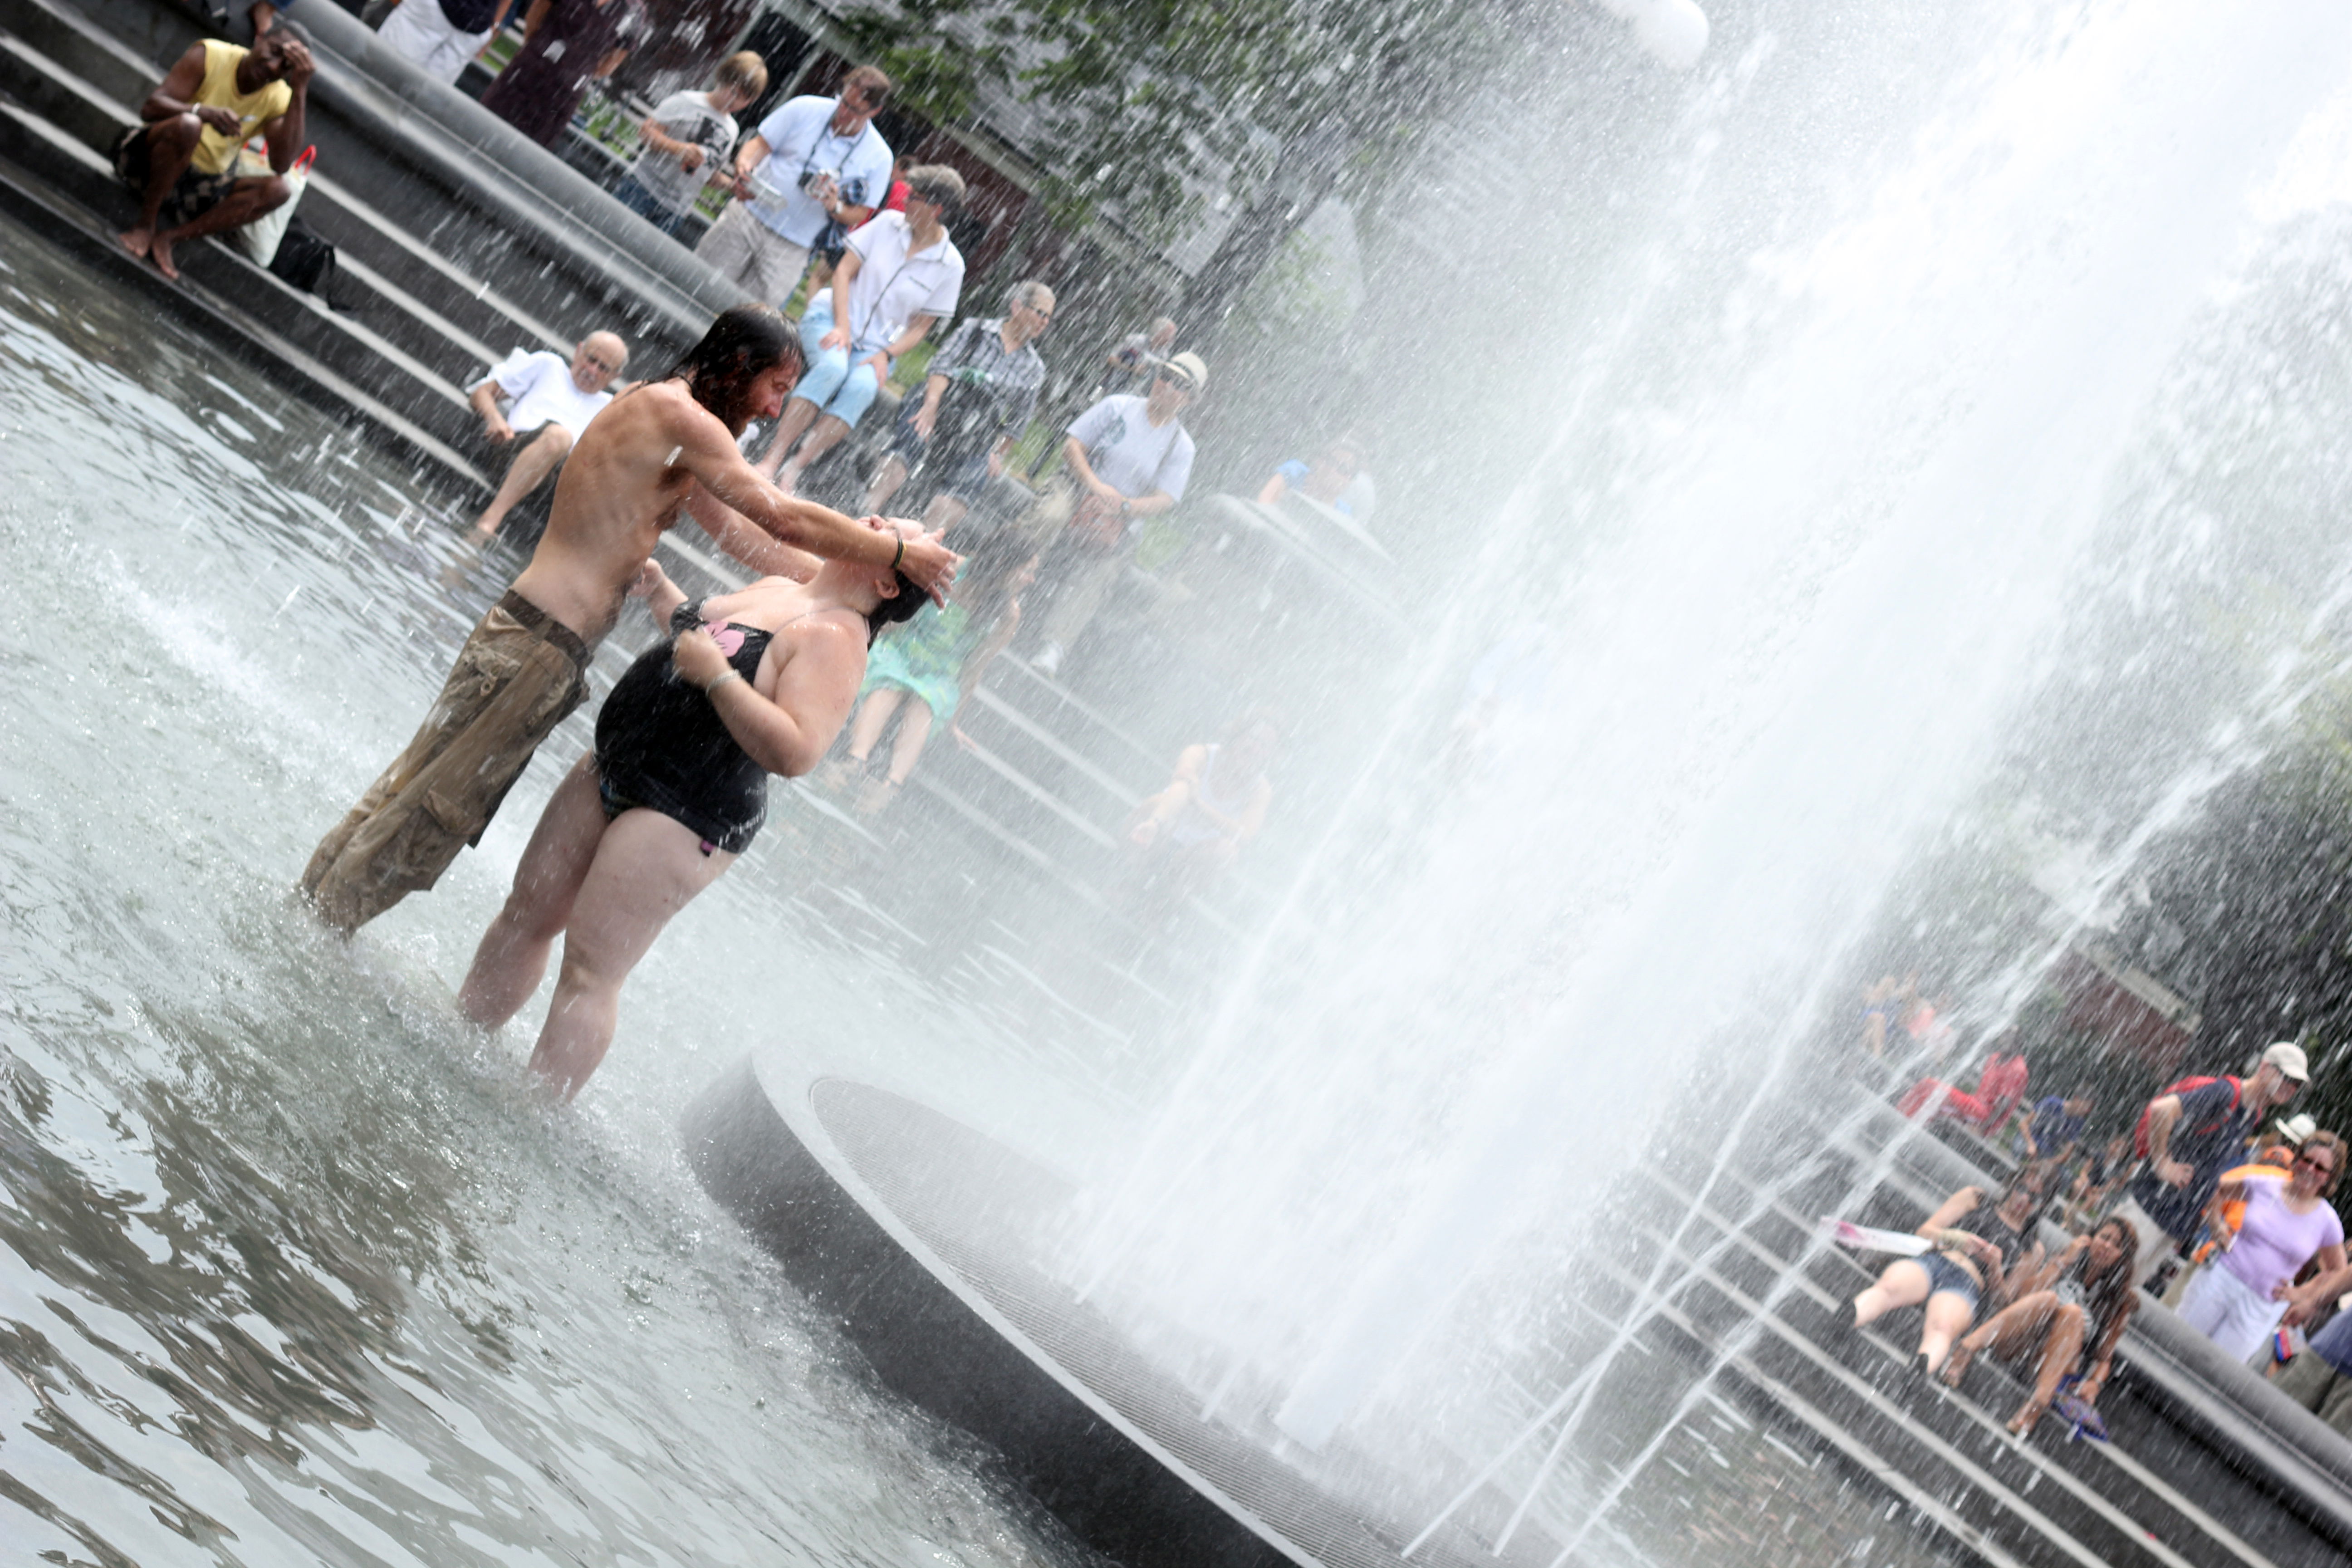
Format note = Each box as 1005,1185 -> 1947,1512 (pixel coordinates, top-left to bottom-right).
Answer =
832,0 -> 1504,246
2133,687 -> 2352,1145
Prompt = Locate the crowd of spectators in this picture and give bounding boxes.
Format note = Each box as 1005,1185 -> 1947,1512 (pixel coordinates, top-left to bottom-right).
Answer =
1876,1014 -> 2352,1444
105,8 -> 1367,949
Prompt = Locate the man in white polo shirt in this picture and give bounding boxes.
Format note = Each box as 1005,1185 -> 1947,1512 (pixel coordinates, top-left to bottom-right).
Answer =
1027,352 -> 1204,677
697,64 -> 894,306
467,333 -> 628,541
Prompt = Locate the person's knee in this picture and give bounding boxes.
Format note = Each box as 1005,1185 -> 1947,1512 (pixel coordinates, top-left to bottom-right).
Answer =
161,112 -> 204,154
554,941 -> 622,995
253,175 -> 289,213
532,424 -> 576,457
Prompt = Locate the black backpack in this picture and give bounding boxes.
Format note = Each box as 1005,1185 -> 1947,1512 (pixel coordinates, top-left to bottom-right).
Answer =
268,217 -> 338,298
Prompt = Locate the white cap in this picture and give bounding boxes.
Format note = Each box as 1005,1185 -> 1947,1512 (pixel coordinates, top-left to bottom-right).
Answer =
2262,1041 -> 2311,1083
2273,1112 -> 2318,1145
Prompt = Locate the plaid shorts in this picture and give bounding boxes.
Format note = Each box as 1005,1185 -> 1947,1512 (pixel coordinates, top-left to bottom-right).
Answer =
112,123 -> 240,228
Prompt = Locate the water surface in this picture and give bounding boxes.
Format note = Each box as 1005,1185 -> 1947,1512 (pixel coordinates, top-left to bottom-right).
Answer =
0,207 -> 1112,1568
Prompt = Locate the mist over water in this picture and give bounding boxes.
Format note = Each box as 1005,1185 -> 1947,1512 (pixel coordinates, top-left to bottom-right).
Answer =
1063,0 -> 2352,1527
0,215 -> 1101,1567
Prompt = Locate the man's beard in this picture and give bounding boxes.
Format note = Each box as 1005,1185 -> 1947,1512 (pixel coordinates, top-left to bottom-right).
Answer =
689,367 -> 769,436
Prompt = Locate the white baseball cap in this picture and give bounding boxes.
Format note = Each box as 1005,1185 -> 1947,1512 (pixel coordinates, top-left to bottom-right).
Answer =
2272,1112 -> 2318,1145
2261,1041 -> 2311,1083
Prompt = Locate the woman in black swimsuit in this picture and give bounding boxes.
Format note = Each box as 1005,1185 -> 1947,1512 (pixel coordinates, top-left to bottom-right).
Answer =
456,518 -> 925,1097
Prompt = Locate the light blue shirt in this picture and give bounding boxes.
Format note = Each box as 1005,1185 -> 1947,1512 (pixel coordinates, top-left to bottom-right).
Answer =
745,96 -> 894,246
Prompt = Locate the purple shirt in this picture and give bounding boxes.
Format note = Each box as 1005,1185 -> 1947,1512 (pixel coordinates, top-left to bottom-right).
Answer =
2219,1179 -> 2344,1298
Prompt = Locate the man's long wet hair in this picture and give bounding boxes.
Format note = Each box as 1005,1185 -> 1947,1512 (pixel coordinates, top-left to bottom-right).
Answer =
669,305 -> 804,434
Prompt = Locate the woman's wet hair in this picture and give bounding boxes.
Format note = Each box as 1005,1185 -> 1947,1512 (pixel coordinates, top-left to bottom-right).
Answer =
865,567 -> 928,643
668,305 -> 804,433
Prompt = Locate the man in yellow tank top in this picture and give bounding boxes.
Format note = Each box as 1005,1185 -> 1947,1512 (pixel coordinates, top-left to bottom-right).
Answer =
114,24 -> 312,281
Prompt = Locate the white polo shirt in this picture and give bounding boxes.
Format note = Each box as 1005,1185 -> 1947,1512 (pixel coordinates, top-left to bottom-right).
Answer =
839,211 -> 965,356
744,96 -> 894,246
1067,394 -> 1195,504
472,349 -> 612,438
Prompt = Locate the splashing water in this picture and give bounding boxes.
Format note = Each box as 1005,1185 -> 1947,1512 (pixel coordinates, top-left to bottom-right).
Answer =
1066,0 -> 2352,1505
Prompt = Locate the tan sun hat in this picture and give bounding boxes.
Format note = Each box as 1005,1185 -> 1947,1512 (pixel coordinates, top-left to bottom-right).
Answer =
1158,351 -> 1208,392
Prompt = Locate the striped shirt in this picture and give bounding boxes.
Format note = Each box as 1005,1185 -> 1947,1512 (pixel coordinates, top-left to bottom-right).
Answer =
925,318 -> 1045,444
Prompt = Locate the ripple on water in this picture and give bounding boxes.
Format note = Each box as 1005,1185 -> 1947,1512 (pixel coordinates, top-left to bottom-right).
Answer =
0,207 -> 1102,1568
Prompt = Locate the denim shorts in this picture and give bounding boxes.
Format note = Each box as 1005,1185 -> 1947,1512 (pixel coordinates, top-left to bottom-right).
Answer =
792,296 -> 883,426
1917,1252 -> 1981,1311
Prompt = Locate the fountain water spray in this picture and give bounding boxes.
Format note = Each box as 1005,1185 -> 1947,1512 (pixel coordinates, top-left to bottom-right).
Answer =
1066,0 -> 2352,1469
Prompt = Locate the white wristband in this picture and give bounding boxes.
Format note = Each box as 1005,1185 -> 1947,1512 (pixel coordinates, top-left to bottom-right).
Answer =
703,669 -> 744,697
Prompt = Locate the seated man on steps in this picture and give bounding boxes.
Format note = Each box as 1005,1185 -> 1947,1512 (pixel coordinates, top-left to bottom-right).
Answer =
467,335 -> 630,543
116,23 -> 312,283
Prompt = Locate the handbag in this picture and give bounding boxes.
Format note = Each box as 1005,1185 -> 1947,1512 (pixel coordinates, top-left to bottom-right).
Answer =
267,220 -> 339,296
230,143 -> 315,269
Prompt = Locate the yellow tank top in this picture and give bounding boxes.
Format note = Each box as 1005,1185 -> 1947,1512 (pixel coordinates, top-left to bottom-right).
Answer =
190,39 -> 293,176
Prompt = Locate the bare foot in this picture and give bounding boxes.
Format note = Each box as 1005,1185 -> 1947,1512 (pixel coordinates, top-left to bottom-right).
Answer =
1939,1342 -> 1977,1387
2006,1399 -> 2047,1440
772,461 -> 802,496
149,232 -> 181,281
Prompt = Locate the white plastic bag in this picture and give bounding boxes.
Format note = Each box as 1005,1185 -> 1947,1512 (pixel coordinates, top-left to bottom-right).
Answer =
230,142 -> 314,269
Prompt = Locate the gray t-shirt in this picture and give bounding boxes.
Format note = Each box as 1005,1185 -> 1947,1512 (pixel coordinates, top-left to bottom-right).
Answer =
626,91 -> 737,215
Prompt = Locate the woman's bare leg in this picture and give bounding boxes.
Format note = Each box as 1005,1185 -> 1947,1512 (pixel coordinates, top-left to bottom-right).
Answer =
1918,1291 -> 1977,1373
526,808 -> 736,1098
848,686 -> 905,763
2012,1304 -> 2087,1436
921,493 -> 969,532
457,755 -> 608,1028
1941,1292 -> 2056,1386
754,397 -> 821,479
1852,1259 -> 1932,1328
882,702 -> 935,784
863,454 -> 910,514
778,413 -> 855,489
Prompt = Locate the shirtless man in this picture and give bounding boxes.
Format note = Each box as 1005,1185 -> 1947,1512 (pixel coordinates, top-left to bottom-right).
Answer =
301,304 -> 957,932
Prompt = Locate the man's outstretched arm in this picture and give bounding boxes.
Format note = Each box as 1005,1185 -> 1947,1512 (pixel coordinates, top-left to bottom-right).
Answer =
681,486 -> 822,582
675,413 -> 958,599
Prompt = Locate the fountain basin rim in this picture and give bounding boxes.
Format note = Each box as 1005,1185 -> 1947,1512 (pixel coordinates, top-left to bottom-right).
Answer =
740,1049 -> 1318,1568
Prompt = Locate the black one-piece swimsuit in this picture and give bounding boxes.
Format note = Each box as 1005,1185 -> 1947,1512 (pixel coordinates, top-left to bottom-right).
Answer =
595,599 -> 774,854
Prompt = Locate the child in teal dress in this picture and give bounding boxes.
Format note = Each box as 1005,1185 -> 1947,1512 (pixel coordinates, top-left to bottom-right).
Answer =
840,529 -> 1040,803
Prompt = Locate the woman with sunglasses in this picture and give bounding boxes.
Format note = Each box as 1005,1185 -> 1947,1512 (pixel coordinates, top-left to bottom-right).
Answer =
1939,1215 -> 2139,1438
2178,1130 -> 2346,1360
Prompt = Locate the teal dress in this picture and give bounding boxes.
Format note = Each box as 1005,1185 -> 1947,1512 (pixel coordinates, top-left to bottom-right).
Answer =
861,602 -> 985,720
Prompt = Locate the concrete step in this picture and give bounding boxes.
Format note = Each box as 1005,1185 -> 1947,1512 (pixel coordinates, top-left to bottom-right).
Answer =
0,23 -> 490,451
0,129 -> 486,495
10,0 -> 713,366
1622,1099 -> 2352,1566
